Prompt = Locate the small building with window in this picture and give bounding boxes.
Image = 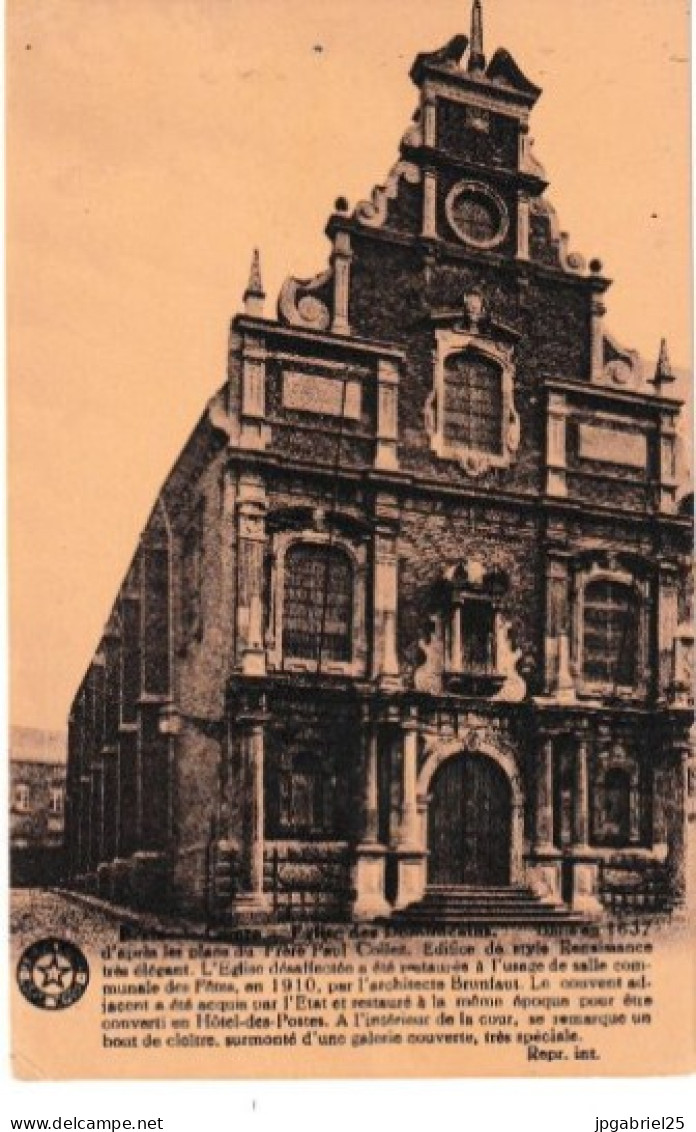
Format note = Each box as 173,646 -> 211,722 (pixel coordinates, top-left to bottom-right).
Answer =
64,3 -> 693,922
10,726 -> 67,886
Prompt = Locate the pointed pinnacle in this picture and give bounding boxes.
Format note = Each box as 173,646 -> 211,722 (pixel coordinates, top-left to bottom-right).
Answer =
468,0 -> 486,72
243,248 -> 265,316
652,337 -> 675,386
245,248 -> 264,298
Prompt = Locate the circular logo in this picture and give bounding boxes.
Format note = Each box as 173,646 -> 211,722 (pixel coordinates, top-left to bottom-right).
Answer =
17,938 -> 90,1010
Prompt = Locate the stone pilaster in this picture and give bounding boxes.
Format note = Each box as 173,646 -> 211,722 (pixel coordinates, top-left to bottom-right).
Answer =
590,296 -> 606,381
546,392 -> 568,497
422,94 -> 436,147
393,711 -> 426,910
399,722 -> 419,849
517,192 -> 530,261
657,562 -> 680,698
375,357 -> 399,471
79,774 -> 91,869
100,749 -> 119,865
449,602 -> 463,674
236,474 -> 267,676
568,737 -> 602,914
657,409 -> 678,514
363,725 -> 380,845
372,505 -> 401,687
135,725 -> 144,857
159,704 -> 181,846
89,763 -> 102,872
221,471 -> 239,675
331,230 -> 352,335
353,722 -> 390,919
526,736 -> 563,904
117,724 -> 138,859
422,170 -> 437,239
240,332 -> 269,451
535,738 -> 555,852
572,738 -> 590,850
235,704 -> 270,918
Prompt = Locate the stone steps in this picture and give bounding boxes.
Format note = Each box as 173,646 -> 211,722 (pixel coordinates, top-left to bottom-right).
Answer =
390,885 -> 585,926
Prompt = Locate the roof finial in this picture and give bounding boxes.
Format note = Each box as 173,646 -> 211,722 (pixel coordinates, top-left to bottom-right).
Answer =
468,0 -> 486,72
650,337 -> 675,389
243,248 -> 265,317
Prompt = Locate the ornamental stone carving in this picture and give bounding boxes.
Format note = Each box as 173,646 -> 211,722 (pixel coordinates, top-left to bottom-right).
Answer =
529,196 -> 587,275
278,269 -> 333,331
425,324 -> 520,476
354,161 -> 421,229
445,180 -> 510,250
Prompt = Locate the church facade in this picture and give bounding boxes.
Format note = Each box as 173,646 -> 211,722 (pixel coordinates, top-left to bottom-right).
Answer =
65,3 -> 694,924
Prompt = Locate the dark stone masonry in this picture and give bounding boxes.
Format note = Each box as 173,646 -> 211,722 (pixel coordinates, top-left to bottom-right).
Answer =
65,2 -> 693,925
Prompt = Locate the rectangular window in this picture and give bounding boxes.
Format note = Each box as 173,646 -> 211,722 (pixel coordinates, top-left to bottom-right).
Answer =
278,754 -> 336,837
13,783 -> 30,813
283,544 -> 353,664
461,600 -> 496,673
443,355 -> 503,455
49,786 -> 64,815
583,580 -> 638,687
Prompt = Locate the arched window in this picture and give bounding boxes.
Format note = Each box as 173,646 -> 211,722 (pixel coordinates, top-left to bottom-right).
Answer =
582,579 -> 639,687
443,353 -> 504,455
278,751 -> 336,837
283,544 -> 353,663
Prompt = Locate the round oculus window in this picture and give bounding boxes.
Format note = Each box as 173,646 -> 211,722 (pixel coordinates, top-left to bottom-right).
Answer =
446,183 -> 509,249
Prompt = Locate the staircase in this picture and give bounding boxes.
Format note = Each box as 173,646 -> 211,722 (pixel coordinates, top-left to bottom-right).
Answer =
390,885 -> 585,927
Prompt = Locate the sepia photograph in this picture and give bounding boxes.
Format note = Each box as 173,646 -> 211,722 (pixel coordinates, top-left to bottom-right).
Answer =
5,0 -> 694,1092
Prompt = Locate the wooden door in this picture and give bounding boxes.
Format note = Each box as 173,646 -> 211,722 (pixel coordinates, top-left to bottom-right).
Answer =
428,755 -> 511,886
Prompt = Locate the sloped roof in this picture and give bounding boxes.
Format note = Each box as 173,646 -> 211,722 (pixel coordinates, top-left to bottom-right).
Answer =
8,726 -> 67,765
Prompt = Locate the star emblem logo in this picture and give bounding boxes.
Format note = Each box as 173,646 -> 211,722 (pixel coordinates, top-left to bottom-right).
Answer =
34,948 -> 74,993
17,938 -> 89,1011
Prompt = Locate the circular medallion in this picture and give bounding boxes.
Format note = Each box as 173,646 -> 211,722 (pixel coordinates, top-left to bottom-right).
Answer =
17,938 -> 90,1010
445,181 -> 509,250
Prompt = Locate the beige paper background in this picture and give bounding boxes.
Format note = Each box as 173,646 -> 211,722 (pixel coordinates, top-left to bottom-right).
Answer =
9,922 -> 696,1080
7,0 -> 694,1082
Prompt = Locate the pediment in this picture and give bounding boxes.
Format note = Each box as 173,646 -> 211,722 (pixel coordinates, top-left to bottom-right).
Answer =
428,308 -> 520,345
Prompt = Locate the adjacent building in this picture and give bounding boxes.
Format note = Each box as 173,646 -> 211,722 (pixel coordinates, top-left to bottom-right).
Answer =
64,3 -> 694,923
10,726 -> 67,886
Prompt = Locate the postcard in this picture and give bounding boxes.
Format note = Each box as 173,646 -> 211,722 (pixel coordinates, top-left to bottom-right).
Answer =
8,0 -> 694,1079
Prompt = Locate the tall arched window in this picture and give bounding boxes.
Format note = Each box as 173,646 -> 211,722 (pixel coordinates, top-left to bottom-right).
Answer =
283,544 -> 353,663
443,353 -> 504,455
582,579 -> 639,687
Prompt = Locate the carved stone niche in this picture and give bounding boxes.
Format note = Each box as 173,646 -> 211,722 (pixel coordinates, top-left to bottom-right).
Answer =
440,560 -> 509,697
424,300 -> 520,476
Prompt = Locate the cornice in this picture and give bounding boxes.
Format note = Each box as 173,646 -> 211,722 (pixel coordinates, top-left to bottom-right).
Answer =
233,314 -> 405,362
545,375 -> 684,412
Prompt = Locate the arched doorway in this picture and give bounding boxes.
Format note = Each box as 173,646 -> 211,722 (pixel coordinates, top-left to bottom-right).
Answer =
428,753 -> 512,886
